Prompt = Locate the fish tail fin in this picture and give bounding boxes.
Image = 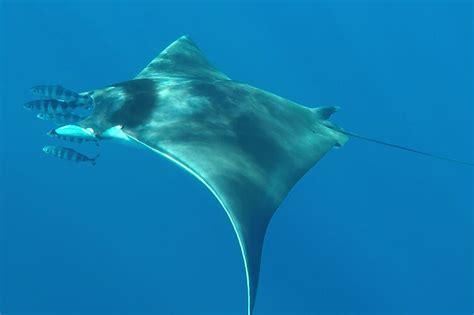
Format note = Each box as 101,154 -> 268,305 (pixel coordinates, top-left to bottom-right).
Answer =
91,153 -> 100,166
334,128 -> 474,167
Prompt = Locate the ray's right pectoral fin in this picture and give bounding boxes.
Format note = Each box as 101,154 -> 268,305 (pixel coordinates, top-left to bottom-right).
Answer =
135,35 -> 230,81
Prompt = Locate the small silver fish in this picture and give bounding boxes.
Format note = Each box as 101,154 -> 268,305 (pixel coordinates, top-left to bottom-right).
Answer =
30,85 -> 80,102
47,129 -> 99,146
24,99 -> 77,114
37,112 -> 85,124
42,145 -> 99,165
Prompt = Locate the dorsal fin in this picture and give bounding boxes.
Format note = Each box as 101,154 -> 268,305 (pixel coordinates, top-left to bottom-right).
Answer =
311,105 -> 340,120
135,36 -> 230,81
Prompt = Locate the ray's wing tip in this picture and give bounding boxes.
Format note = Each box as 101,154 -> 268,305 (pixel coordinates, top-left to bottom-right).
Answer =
179,34 -> 192,40
173,34 -> 195,47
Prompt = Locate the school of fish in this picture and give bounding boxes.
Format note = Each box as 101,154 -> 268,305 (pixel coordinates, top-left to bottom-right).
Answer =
24,85 -> 99,165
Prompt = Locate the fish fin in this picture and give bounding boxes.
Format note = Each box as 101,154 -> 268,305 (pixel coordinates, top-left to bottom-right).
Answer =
311,106 -> 340,120
125,133 -> 271,315
91,153 -> 100,166
309,107 -> 348,148
134,35 -> 230,81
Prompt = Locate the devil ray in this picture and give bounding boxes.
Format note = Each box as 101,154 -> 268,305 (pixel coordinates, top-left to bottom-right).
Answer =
27,34 -> 474,313
68,36 -> 347,314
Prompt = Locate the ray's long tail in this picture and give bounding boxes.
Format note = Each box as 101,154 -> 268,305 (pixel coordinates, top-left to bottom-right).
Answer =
337,129 -> 474,167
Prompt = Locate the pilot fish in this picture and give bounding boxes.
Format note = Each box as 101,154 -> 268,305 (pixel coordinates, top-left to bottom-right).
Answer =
30,85 -> 80,102
42,145 -> 99,165
30,85 -> 94,109
37,112 -> 85,124
24,99 -> 83,114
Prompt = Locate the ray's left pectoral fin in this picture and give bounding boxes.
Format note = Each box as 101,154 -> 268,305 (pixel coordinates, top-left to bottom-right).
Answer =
232,211 -> 269,314
121,132 -> 277,315
118,104 -> 348,314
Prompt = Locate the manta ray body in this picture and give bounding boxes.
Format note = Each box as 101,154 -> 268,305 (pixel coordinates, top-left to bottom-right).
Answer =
17,34 -> 353,312
25,33 -> 473,314
76,36 -> 349,314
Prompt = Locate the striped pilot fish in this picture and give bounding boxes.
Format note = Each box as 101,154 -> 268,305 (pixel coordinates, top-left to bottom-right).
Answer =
30,85 -> 80,101
30,85 -> 94,109
24,99 -> 84,114
37,112 -> 85,124
42,145 -> 99,165
47,125 -> 98,145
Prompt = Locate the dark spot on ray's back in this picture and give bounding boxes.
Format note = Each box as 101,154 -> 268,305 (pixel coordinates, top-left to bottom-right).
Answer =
231,113 -> 291,174
109,79 -> 157,128
188,81 -> 221,100
187,81 -> 235,113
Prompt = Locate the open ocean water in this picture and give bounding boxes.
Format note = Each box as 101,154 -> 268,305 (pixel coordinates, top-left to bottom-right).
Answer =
0,0 -> 473,314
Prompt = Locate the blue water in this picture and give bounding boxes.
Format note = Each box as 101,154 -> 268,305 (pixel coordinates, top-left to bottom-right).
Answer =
1,1 -> 472,314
